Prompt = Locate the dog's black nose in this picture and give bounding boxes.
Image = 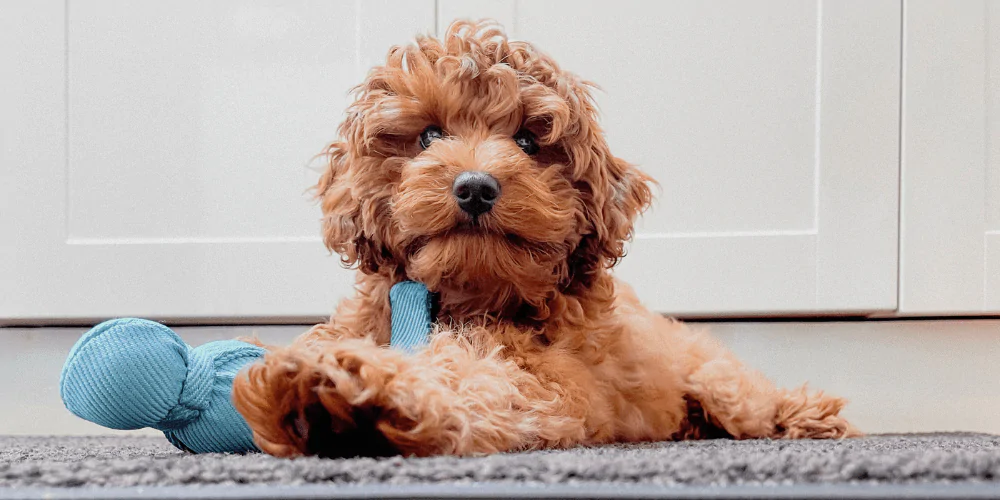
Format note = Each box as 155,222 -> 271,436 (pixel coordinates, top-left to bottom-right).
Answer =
453,171 -> 500,217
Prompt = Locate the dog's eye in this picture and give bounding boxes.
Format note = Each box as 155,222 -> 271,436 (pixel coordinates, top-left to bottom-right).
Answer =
419,125 -> 444,150
512,129 -> 539,155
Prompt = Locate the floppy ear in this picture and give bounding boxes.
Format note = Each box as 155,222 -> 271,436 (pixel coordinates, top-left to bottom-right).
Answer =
567,150 -> 655,286
315,143 -> 392,274
592,155 -> 655,267
529,66 -> 654,287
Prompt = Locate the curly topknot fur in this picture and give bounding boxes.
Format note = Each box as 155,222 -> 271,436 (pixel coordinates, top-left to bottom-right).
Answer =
232,20 -> 857,458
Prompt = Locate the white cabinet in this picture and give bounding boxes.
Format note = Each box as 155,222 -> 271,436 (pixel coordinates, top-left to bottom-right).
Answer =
899,0 -> 1000,315
1,1 -> 435,322
444,0 -> 902,316
3,1 -> 903,321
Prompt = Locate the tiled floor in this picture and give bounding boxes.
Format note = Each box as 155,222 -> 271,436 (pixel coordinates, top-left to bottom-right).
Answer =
3,319 -> 999,436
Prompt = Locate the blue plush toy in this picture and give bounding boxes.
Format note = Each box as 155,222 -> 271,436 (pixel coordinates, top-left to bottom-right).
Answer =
60,281 -> 434,454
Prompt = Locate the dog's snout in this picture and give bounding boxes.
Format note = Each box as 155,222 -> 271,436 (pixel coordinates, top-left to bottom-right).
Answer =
453,171 -> 500,217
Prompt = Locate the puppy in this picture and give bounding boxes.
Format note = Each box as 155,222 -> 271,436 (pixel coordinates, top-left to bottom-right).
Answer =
232,20 -> 856,458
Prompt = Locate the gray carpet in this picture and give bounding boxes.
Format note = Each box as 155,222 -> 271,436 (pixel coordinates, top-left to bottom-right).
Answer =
2,434 -> 1000,499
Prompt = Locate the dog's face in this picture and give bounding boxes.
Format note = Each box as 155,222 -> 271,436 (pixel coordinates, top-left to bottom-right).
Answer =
318,21 -> 652,316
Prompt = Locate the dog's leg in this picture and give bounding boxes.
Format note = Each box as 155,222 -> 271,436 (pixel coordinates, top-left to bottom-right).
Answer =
680,326 -> 858,439
231,333 -> 575,457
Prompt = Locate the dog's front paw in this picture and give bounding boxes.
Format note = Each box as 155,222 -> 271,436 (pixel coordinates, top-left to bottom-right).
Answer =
232,339 -> 408,458
774,387 -> 860,439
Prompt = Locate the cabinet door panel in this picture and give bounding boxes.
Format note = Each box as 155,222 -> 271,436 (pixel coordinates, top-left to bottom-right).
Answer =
1,0 -> 434,321
442,0 -> 901,315
900,0 -> 1000,314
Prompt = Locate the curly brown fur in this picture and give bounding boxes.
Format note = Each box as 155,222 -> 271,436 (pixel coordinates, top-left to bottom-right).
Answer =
232,20 -> 858,458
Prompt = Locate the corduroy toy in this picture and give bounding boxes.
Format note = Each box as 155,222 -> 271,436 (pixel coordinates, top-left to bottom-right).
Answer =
59,281 -> 433,454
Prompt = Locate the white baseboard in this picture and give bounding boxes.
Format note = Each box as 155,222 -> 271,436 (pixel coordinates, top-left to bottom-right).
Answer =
4,319 -> 997,436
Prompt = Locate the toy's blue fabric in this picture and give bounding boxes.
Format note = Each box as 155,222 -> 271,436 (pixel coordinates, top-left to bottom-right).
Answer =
60,318 -> 265,453
389,280 -> 434,352
60,281 -> 434,454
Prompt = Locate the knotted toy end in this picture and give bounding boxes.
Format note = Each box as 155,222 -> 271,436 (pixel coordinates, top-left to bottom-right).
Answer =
61,318 -> 193,431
